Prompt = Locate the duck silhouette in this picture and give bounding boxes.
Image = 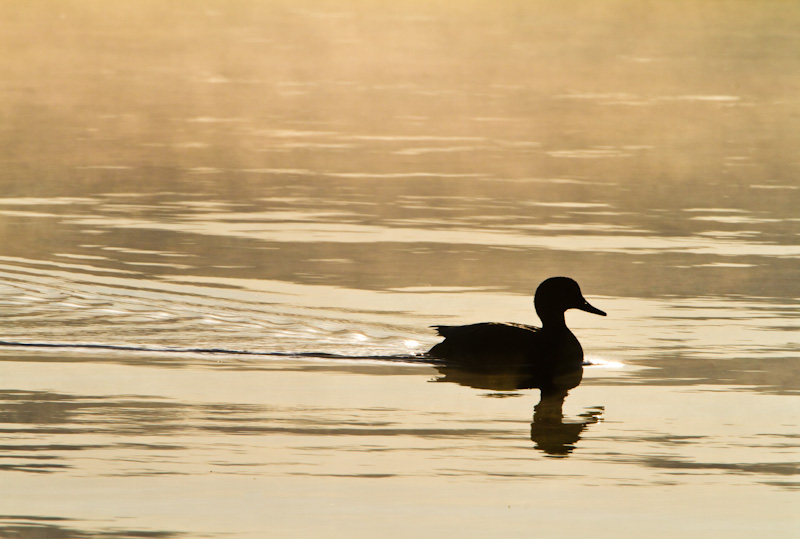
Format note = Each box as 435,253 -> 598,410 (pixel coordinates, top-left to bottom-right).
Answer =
428,276 -> 606,396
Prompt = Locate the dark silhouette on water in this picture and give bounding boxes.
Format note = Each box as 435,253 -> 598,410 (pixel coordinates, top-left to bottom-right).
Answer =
428,276 -> 607,455
428,277 -> 606,395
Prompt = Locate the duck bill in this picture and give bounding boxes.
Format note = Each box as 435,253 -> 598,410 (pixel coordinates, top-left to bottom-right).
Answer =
577,300 -> 606,316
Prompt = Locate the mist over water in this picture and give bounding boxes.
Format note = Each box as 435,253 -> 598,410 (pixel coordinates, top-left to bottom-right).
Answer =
0,1 -> 798,537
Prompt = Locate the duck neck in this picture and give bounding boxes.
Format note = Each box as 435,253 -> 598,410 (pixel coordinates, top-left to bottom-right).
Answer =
537,308 -> 568,330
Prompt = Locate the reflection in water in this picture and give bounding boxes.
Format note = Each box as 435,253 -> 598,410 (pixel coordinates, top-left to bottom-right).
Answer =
530,392 -> 604,457
429,277 -> 606,455
433,361 -> 603,457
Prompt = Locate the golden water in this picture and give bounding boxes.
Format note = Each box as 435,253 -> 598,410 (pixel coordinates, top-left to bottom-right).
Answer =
0,1 -> 798,537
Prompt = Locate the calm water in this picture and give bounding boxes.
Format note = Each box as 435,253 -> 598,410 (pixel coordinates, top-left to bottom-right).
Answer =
1,1 -> 799,537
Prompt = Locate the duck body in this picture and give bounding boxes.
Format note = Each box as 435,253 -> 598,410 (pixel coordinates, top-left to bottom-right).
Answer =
427,277 -> 605,394
429,322 -> 579,366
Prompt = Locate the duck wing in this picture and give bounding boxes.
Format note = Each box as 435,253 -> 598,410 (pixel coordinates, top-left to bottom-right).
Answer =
428,322 -> 540,362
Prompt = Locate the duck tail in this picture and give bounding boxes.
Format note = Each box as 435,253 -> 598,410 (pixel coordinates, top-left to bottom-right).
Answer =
430,325 -> 453,337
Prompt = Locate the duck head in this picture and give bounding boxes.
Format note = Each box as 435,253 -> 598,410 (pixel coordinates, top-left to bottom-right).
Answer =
534,277 -> 606,325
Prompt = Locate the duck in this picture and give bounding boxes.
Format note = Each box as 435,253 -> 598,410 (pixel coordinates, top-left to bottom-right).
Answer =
428,277 -> 606,395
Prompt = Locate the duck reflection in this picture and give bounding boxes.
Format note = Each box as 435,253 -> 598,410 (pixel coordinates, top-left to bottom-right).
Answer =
432,360 -> 603,456
530,391 -> 604,456
428,277 -> 606,456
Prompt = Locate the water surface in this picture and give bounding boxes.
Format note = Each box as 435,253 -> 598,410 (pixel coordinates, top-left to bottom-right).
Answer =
0,1 -> 798,537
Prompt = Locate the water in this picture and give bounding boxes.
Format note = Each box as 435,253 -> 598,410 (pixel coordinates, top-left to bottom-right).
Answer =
1,1 -> 799,537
